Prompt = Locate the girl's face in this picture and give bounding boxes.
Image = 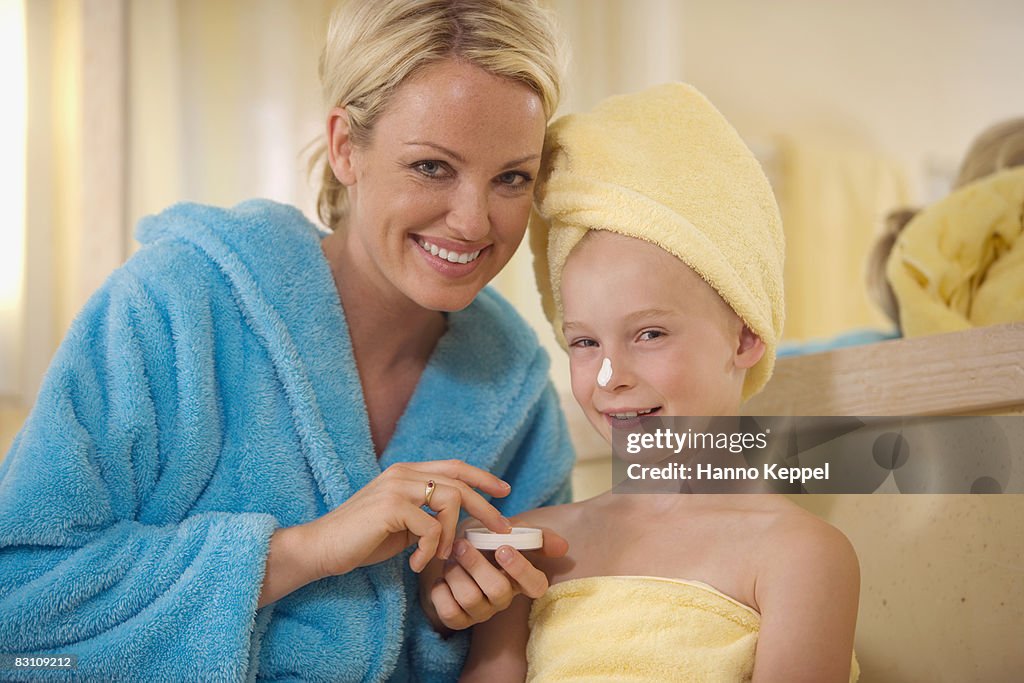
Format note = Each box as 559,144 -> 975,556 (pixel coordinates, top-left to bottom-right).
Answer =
561,232 -> 763,445
328,59 -> 546,312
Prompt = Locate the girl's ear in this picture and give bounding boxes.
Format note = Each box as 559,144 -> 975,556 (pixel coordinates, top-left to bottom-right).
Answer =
326,107 -> 357,186
734,324 -> 766,370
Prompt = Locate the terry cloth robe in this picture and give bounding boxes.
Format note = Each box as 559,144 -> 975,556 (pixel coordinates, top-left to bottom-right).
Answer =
0,200 -> 574,682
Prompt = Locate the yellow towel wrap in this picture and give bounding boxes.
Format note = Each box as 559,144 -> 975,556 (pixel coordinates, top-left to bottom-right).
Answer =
886,166 -> 1024,337
530,83 -> 785,399
526,576 -> 858,682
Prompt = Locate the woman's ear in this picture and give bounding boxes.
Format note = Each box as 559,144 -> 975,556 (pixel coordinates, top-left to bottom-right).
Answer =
734,324 -> 766,370
326,106 -> 358,186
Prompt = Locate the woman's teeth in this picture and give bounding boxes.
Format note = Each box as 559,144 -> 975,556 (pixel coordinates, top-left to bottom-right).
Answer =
417,238 -> 482,264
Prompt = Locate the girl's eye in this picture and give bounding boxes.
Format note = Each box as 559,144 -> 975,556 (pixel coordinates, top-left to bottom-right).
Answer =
569,338 -> 599,349
639,330 -> 664,341
414,161 -> 449,178
497,171 -> 532,188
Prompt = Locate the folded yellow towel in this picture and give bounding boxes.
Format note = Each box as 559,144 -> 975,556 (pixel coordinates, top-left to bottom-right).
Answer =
886,166 -> 1024,337
530,83 -> 785,399
526,576 -> 859,682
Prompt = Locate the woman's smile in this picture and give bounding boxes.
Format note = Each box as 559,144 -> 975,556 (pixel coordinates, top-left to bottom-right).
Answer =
412,234 -> 490,277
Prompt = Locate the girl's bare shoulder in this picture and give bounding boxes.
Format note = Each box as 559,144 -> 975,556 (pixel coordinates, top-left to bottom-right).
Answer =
510,497 -> 590,531
753,497 -> 860,584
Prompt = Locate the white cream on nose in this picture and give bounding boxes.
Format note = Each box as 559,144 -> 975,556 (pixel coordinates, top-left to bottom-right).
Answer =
597,357 -> 613,387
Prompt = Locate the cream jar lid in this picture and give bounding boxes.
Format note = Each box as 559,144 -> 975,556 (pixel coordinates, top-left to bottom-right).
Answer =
465,527 -> 543,550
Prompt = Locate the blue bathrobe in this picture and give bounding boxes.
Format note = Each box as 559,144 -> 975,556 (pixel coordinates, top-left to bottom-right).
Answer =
0,200 -> 574,682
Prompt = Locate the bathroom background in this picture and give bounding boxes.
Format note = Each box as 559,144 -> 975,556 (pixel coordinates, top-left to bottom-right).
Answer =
1,1 -> 1022,681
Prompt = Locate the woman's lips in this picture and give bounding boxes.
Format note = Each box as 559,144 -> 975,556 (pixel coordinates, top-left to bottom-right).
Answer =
413,236 -> 488,277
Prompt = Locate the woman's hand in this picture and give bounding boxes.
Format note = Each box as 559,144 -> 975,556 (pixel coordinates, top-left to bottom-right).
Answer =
419,523 -> 569,632
258,460 -> 512,608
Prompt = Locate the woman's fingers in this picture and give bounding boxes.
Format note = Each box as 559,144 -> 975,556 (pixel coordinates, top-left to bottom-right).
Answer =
438,481 -> 510,535
404,507 -> 443,573
423,482 -> 462,560
391,463 -> 510,535
322,461 -> 515,574
306,461 -> 519,578
398,472 -> 505,565
394,460 -> 511,499
404,479 -> 469,567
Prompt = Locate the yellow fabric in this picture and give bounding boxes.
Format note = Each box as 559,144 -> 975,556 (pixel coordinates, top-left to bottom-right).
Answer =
775,134 -> 912,340
886,167 -> 1024,337
526,576 -> 859,682
530,83 -> 785,400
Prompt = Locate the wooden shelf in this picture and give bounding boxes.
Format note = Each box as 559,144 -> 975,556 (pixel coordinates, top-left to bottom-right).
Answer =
743,322 -> 1024,416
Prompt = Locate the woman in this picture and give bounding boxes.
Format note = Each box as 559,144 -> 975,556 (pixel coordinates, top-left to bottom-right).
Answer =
0,1 -> 574,680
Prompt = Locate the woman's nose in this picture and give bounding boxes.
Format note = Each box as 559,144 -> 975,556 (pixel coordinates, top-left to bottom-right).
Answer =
446,182 -> 490,241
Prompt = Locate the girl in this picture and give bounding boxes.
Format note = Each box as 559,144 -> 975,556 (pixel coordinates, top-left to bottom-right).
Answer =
460,83 -> 860,682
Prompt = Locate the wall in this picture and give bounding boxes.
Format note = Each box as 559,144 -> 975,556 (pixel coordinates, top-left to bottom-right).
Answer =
677,0 -> 1024,341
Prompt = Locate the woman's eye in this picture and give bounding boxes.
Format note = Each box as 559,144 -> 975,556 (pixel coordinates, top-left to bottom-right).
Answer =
497,171 -> 532,187
414,161 -> 448,178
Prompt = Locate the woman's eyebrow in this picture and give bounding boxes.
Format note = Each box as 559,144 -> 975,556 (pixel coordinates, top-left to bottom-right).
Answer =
405,141 -> 465,162
404,141 -> 539,167
503,153 -> 541,167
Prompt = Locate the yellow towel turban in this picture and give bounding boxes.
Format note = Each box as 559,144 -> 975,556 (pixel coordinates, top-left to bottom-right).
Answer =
530,83 -> 785,399
886,166 -> 1024,337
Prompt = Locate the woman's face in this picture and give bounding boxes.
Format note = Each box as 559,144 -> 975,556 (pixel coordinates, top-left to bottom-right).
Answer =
330,59 -> 547,312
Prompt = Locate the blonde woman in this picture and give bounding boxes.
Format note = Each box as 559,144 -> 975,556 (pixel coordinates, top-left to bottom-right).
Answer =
0,1 -> 573,680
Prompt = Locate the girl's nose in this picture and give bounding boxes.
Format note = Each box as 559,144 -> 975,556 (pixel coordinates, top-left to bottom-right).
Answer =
597,353 -> 635,391
597,357 -> 613,387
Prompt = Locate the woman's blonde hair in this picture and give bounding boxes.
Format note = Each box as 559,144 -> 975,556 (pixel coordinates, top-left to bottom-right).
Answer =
312,0 -> 567,231
867,117 -> 1024,328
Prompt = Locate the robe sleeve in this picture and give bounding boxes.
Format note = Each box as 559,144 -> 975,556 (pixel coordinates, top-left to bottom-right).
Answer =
0,268 -> 278,681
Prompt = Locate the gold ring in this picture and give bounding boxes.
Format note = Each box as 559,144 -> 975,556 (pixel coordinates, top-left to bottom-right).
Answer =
424,479 -> 436,507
